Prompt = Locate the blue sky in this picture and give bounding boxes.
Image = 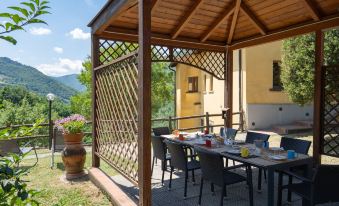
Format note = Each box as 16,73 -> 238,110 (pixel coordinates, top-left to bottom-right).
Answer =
0,0 -> 107,76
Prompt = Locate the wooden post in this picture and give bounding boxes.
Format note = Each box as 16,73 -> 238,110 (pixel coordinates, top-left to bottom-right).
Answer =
169,116 -> 172,131
313,30 -> 324,165
240,110 -> 244,132
205,112 -> 210,132
138,0 -> 152,205
225,48 -> 233,128
91,34 -> 100,167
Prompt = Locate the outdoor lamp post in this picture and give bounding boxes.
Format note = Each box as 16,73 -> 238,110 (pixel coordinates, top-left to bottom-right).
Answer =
46,93 -> 55,150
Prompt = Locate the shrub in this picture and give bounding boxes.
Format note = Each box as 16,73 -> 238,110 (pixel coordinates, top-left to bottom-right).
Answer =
0,154 -> 39,205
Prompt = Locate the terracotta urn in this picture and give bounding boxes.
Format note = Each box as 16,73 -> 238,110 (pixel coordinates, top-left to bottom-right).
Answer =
61,132 -> 86,180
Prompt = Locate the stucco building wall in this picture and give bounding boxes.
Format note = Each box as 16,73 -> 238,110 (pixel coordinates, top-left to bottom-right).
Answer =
175,40 -> 313,130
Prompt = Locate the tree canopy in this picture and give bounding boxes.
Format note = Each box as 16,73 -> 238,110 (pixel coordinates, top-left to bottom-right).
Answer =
0,0 -> 50,45
281,29 -> 339,105
0,86 -> 70,126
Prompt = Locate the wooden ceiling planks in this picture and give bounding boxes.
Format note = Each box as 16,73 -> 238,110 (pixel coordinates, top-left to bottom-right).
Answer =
240,1 -> 267,35
200,1 -> 235,42
90,0 -> 339,50
171,0 -> 204,39
302,0 -> 322,20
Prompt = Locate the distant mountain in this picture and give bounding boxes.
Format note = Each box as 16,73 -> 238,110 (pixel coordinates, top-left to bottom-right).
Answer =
0,57 -> 77,100
52,74 -> 85,92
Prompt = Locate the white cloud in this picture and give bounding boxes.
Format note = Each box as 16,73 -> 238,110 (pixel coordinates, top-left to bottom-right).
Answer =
36,58 -> 83,76
29,27 -> 52,35
53,47 -> 63,54
68,28 -> 90,40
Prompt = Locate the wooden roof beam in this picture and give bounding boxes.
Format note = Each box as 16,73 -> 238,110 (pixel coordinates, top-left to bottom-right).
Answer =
88,0 -> 137,34
240,2 -> 267,35
302,0 -> 321,21
227,0 -> 241,44
103,27 -> 226,51
229,15 -> 339,50
151,0 -> 160,13
200,2 -> 235,42
171,0 -> 204,39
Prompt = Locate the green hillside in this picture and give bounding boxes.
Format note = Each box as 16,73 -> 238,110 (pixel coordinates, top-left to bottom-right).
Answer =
53,74 -> 86,92
0,57 -> 77,100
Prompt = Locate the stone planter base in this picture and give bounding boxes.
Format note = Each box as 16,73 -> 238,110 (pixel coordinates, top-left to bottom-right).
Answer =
61,133 -> 86,180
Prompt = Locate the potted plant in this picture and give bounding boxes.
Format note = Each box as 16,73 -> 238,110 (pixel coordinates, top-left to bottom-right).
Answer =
55,114 -> 87,180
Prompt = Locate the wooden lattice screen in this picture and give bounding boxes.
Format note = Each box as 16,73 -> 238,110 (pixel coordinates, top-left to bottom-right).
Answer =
94,39 -> 227,184
321,65 -> 339,157
95,52 -> 139,184
98,39 -> 226,79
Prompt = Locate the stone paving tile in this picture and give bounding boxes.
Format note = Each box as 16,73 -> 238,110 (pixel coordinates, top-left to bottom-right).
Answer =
112,163 -> 339,206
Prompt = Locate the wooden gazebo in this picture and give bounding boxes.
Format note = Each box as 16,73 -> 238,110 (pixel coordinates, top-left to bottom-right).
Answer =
88,0 -> 339,205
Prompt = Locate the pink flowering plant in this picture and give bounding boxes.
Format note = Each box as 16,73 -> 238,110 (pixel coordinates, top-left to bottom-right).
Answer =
55,114 -> 86,134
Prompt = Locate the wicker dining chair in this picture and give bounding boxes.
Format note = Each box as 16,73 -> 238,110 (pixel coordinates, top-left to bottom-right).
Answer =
245,131 -> 270,191
278,165 -> 339,206
152,127 -> 171,136
277,137 -> 311,204
195,147 -> 253,206
164,140 -> 200,198
151,135 -> 171,185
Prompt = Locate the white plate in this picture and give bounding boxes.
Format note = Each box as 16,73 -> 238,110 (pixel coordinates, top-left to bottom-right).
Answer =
270,155 -> 287,160
227,149 -> 241,155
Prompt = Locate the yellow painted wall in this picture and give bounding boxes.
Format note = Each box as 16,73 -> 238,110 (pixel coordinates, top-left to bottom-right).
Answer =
175,40 -> 293,130
231,50 -> 246,128
245,41 -> 291,104
176,64 -> 203,130
202,74 -> 225,131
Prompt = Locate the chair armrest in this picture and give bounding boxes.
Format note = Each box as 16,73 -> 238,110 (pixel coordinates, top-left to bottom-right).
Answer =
282,170 -> 313,183
22,140 -> 34,148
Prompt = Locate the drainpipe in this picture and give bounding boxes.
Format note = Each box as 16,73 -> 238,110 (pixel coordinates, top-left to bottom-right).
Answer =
168,63 -> 177,127
239,50 -> 244,131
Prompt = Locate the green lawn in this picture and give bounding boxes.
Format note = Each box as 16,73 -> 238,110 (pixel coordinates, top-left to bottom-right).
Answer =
21,151 -> 115,206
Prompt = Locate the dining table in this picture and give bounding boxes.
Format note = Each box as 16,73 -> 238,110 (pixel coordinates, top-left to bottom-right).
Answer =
161,132 -> 313,206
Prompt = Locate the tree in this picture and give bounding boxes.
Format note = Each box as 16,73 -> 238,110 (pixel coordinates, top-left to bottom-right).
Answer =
70,58 -> 92,119
70,58 -> 175,119
0,0 -> 50,45
281,29 -> 339,105
0,86 -> 71,126
151,62 -> 174,116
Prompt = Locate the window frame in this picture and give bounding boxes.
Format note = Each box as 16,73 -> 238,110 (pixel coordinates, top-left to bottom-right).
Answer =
187,76 -> 199,93
270,60 -> 283,91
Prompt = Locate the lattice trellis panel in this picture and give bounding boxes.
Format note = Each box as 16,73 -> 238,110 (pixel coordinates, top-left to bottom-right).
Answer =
322,65 -> 339,157
95,52 -> 139,184
98,39 -> 226,79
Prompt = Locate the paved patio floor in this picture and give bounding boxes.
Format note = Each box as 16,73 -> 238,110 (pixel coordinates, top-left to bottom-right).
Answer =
101,132 -> 338,206
110,161 -> 339,206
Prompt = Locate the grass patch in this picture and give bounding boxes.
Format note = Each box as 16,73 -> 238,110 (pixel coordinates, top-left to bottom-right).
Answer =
21,151 -> 115,206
